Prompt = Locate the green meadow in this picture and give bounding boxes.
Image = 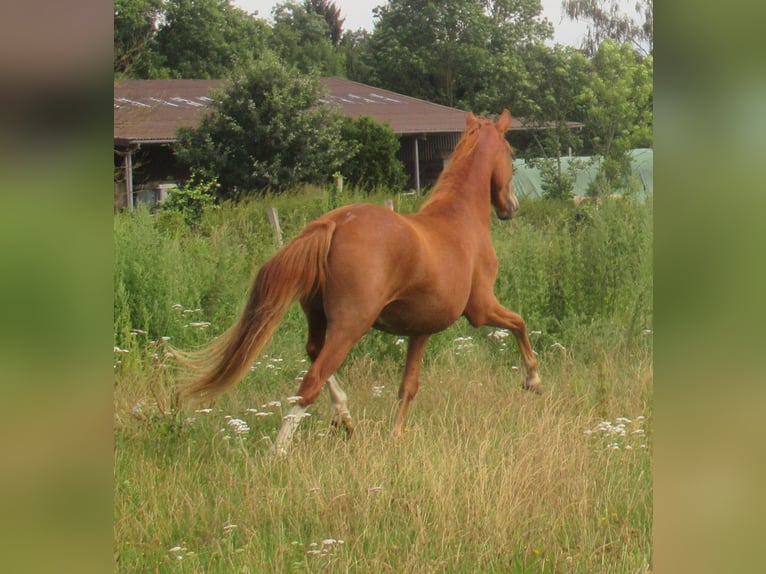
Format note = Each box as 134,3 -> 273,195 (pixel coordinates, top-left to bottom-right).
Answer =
114,187 -> 652,573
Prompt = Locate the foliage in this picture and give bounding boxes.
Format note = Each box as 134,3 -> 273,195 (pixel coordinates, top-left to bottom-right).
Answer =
270,1 -> 345,75
114,0 -> 164,77
578,41 -> 653,197
513,45 -> 591,153
525,157 -> 579,200
485,0 -> 555,49
173,54 -> 355,197
338,116 -> 408,190
339,28 -> 375,83
114,187 -> 652,361
155,0 -> 270,79
369,0 -> 552,109
113,0 -> 654,169
158,174 -> 219,226
304,0 -> 345,46
562,0 -> 653,56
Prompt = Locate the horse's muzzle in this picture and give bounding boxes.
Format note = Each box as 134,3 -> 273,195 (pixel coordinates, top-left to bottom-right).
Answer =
496,194 -> 519,220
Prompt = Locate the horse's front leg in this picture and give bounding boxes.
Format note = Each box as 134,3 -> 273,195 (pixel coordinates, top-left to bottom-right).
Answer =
392,334 -> 430,438
467,300 -> 542,393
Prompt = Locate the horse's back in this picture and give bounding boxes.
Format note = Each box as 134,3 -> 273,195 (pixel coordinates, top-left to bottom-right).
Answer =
317,203 -> 474,334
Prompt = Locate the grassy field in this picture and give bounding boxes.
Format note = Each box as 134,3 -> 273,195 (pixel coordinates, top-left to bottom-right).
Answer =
114,187 -> 652,572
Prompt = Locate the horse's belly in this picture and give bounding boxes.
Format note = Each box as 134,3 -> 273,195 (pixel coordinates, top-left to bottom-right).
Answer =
373,298 -> 462,336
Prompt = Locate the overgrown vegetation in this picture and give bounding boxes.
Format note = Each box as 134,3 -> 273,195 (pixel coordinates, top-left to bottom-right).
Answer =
114,187 -> 652,572
114,0 -> 653,167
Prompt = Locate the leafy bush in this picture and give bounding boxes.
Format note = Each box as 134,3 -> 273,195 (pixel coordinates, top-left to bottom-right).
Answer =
338,116 -> 407,190
174,52 -> 354,197
158,174 -> 219,226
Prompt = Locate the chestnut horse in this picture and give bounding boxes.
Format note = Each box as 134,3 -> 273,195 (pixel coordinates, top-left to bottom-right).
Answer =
176,110 -> 541,454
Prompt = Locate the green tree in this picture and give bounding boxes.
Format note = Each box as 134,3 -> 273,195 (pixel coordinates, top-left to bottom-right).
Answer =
305,0 -> 345,46
562,0 -> 653,55
578,40 -> 653,197
486,0 -> 554,49
173,53 -> 355,196
338,116 -> 407,190
270,1 -> 345,74
511,44 -> 591,199
114,0 -> 164,78
369,0 -> 551,109
370,0 -> 490,107
155,0 -> 270,78
340,29 -> 375,84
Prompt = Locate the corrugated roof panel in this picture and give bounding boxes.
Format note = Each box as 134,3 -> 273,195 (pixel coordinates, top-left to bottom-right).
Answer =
114,77 -> 530,144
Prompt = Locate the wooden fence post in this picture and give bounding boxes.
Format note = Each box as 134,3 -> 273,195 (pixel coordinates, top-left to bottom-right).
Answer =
335,174 -> 343,195
267,207 -> 283,247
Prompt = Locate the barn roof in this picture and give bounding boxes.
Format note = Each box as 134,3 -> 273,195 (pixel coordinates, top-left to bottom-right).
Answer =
113,77 -> 542,145
318,77 -> 526,134
114,79 -> 225,145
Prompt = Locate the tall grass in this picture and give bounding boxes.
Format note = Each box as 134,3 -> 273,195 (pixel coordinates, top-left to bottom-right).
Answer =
114,186 -> 652,572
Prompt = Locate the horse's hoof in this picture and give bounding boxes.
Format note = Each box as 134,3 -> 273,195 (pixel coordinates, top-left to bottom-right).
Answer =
330,416 -> 355,438
522,377 -> 542,394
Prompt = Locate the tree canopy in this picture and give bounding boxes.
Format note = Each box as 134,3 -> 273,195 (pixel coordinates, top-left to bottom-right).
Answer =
562,0 -> 653,56
114,0 -> 653,196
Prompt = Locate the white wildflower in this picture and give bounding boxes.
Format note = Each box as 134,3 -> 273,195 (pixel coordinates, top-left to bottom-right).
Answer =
488,329 -> 509,340
226,418 -> 250,435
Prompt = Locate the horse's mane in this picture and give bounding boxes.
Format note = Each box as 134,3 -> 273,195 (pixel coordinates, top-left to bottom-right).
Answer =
421,121 -> 486,208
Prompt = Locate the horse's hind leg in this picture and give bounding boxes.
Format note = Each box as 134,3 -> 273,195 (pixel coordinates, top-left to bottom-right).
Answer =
275,320 -> 366,455
302,305 -> 354,435
327,375 -> 354,435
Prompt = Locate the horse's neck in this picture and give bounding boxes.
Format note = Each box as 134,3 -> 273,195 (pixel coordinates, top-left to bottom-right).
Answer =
422,140 -> 493,224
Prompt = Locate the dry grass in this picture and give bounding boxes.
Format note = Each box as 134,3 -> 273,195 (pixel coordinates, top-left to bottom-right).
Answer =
114,339 -> 651,573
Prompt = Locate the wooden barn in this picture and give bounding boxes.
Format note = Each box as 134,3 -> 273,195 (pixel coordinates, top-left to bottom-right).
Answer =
114,77 -> 538,210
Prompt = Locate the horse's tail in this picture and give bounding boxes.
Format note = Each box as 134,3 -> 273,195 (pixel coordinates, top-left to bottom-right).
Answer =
175,219 -> 336,403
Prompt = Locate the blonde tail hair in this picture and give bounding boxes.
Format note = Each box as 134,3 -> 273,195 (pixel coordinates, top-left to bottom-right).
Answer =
174,219 -> 336,403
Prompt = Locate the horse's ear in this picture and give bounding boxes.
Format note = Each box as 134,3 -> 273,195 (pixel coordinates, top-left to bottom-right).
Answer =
466,112 -> 478,129
496,109 -> 512,133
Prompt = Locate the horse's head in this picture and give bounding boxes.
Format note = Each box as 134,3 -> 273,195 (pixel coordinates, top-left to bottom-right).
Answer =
467,109 -> 519,220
